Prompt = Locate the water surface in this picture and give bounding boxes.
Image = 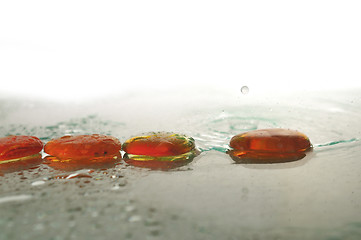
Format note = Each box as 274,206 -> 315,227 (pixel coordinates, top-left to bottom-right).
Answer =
0,88 -> 360,240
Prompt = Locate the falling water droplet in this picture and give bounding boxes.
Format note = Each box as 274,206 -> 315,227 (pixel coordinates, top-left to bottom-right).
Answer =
241,86 -> 249,94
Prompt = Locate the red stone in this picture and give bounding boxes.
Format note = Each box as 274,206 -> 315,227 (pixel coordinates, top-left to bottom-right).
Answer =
44,134 -> 121,160
122,132 -> 195,157
228,128 -> 312,163
0,135 -> 43,161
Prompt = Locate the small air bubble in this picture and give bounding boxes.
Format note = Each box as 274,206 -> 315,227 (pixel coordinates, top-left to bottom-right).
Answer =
241,86 -> 249,94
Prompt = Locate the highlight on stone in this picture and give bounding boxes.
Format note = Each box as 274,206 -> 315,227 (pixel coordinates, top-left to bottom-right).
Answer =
228,128 -> 312,163
44,134 -> 122,161
122,132 -> 198,170
0,135 -> 43,162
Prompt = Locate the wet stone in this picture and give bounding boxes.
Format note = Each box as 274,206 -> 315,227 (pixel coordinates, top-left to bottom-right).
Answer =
122,132 -> 195,157
228,128 -> 312,163
0,136 -> 43,161
44,134 -> 122,160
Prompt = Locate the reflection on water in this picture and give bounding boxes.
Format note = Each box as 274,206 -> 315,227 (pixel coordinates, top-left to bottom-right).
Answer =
0,153 -> 43,175
123,150 -> 198,171
44,153 -> 121,172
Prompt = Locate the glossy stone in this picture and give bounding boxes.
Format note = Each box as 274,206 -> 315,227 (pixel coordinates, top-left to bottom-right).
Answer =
122,132 -> 195,157
228,128 -> 312,163
44,134 -> 121,160
0,135 -> 43,161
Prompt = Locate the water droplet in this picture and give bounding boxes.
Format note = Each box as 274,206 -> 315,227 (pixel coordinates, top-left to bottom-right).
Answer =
31,180 -> 46,186
128,215 -> 142,222
241,86 -> 249,94
111,173 -> 124,178
0,195 -> 32,204
125,205 -> 136,212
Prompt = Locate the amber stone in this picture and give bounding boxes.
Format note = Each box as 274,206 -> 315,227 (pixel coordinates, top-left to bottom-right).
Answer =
228,128 -> 312,163
122,132 -> 195,157
44,134 -> 121,160
0,135 -> 43,161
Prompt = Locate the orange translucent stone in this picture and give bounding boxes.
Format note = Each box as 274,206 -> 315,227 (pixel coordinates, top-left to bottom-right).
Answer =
122,132 -> 195,157
228,128 -> 312,163
44,134 -> 121,160
0,135 -> 43,161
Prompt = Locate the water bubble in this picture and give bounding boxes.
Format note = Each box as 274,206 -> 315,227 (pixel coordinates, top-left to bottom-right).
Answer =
241,86 -> 249,94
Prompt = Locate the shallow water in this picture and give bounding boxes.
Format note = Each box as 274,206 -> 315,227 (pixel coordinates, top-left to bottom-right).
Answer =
1,88 -> 361,240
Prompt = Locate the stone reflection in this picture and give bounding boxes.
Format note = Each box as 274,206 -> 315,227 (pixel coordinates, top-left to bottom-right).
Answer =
44,153 -> 121,171
0,153 -> 43,175
123,150 -> 198,171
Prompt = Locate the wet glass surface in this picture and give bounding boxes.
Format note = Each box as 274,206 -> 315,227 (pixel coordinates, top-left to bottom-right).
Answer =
0,88 -> 361,240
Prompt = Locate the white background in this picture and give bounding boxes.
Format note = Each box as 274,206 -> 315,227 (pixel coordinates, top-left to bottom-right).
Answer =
1,0 -> 360,101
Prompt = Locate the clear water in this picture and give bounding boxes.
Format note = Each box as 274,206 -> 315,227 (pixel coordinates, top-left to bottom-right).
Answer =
1,88 -> 361,240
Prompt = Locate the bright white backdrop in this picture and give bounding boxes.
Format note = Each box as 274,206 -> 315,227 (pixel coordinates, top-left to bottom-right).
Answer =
1,0 -> 360,101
